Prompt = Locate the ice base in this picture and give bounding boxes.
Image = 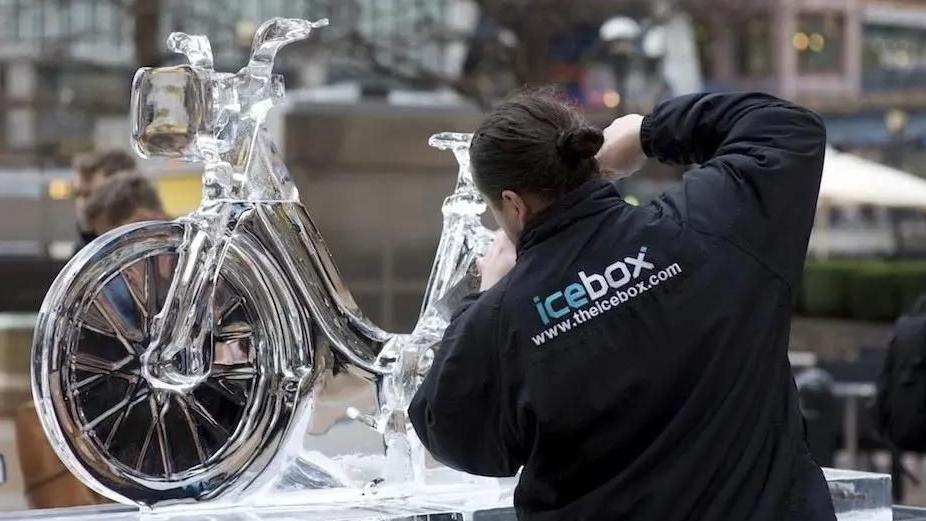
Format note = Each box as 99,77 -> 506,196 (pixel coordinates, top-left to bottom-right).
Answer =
0,468 -> 892,520
824,468 -> 892,521
0,480 -> 517,521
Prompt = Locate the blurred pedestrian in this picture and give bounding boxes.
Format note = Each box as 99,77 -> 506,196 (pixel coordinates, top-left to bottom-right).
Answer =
83,172 -> 168,237
83,173 -> 168,338
876,294 -> 926,501
15,401 -> 109,508
72,149 -> 137,246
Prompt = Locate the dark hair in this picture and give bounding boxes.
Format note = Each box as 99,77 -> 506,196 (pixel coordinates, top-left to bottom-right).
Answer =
84,172 -> 164,230
73,149 -> 137,180
470,88 -> 603,202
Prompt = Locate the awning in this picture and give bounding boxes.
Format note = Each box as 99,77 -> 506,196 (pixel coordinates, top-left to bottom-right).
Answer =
820,148 -> 926,209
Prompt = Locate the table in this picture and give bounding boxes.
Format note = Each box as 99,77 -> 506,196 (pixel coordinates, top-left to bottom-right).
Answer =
832,381 -> 878,469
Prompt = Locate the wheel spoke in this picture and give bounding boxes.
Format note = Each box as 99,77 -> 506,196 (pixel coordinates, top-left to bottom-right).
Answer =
184,395 -> 230,437
155,398 -> 173,476
72,370 -> 137,397
104,384 -> 147,449
80,305 -> 115,337
203,379 -> 247,407
95,276 -> 144,343
176,397 -> 207,465
92,299 -> 141,355
72,352 -> 135,375
74,373 -> 106,391
217,296 -> 243,325
82,386 -> 140,433
120,262 -> 149,335
80,322 -> 117,340
135,398 -> 158,472
145,256 -> 158,316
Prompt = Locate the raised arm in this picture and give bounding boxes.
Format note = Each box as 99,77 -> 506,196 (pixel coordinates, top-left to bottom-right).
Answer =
643,93 -> 827,287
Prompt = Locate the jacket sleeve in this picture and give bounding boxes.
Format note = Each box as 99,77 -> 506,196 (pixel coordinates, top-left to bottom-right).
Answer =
408,293 -> 522,477
643,92 -> 827,288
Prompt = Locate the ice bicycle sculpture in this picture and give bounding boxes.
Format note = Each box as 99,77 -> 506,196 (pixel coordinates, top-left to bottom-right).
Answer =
31,18 -> 494,508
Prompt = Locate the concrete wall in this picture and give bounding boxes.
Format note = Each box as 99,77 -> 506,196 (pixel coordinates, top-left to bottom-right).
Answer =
285,102 -> 485,332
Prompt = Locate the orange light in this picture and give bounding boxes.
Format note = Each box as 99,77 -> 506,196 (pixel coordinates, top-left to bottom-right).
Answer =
603,90 -> 622,108
48,178 -> 73,200
793,32 -> 810,51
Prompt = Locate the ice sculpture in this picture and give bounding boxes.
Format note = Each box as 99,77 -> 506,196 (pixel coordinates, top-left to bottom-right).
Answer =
31,17 -> 493,508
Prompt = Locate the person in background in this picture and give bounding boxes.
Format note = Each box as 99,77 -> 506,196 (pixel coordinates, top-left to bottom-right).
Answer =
83,172 -> 168,236
875,293 -> 926,501
81,174 -> 168,335
14,400 -> 108,508
72,149 -> 137,246
15,172 -> 168,509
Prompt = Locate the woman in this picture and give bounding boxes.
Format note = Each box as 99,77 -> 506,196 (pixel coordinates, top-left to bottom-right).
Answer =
408,90 -> 833,521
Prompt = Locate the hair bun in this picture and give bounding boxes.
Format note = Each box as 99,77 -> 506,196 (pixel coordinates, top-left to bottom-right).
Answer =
557,126 -> 604,162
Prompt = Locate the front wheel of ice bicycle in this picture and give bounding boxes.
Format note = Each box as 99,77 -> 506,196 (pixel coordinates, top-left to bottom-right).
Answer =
32,220 -> 301,506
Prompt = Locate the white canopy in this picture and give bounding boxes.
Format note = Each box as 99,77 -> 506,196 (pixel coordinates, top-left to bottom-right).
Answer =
821,148 -> 926,209
812,149 -> 926,257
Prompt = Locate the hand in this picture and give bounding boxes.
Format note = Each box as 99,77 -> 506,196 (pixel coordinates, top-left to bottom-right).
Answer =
477,230 -> 517,291
596,114 -> 647,179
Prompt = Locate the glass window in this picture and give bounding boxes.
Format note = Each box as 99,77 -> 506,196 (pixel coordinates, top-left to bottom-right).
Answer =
863,24 -> 926,92
0,2 -> 17,40
16,2 -> 41,41
734,16 -> 772,78
829,206 -> 847,227
43,1 -> 60,40
796,12 -> 845,74
71,0 -> 92,35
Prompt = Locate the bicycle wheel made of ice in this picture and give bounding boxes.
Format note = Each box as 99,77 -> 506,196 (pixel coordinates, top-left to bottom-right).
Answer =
32,220 -> 296,505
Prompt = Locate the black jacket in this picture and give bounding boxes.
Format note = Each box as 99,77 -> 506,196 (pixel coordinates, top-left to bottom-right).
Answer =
409,93 -> 835,521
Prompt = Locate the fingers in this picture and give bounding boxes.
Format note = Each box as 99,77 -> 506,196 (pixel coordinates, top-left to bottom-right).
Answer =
476,230 -> 517,291
596,114 -> 646,175
486,229 -> 511,256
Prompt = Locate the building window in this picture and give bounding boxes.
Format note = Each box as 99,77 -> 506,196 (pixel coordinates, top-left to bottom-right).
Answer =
734,17 -> 772,78
796,13 -> 845,74
863,24 -> 926,92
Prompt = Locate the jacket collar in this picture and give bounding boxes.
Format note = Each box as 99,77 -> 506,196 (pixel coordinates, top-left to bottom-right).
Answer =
517,179 -> 623,253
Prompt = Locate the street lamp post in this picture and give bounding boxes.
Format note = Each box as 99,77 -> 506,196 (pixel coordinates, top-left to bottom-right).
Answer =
884,108 -> 910,257
599,16 -> 641,113
884,108 -> 909,170
599,15 -> 667,114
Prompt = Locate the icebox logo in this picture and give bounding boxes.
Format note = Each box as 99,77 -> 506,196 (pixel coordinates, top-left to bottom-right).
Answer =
529,246 -> 683,346
533,246 -> 671,325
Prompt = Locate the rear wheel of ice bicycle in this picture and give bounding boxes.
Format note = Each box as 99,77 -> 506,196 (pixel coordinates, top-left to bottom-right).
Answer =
32,220 -> 298,505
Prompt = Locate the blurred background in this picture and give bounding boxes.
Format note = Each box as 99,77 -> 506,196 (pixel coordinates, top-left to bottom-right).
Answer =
1,0 -> 926,513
